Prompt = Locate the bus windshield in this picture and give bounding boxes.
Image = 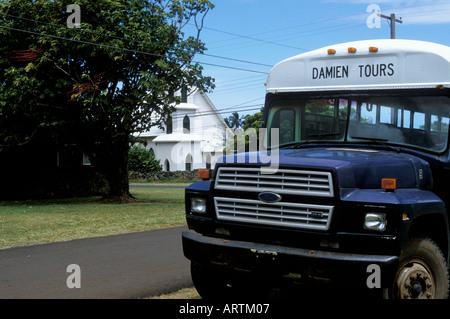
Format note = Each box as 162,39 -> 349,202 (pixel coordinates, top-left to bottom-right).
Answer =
266,94 -> 450,152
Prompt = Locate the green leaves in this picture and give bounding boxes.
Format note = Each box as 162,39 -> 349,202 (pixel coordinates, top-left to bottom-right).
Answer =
128,145 -> 162,177
25,62 -> 37,72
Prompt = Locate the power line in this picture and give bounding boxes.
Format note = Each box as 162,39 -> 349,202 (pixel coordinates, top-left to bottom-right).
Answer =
0,12 -> 272,68
200,11 -> 367,53
152,106 -> 264,132
198,52 -> 272,67
160,95 -> 264,121
167,98 -> 264,121
214,78 -> 265,90
265,23 -> 356,44
212,85 -> 265,96
0,23 -> 269,75
208,21 -> 358,54
229,11 -> 368,40
201,25 -> 310,51
216,78 -> 265,89
215,74 -> 266,85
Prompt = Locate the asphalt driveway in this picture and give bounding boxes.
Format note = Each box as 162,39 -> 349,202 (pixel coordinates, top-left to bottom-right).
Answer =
0,226 -> 192,299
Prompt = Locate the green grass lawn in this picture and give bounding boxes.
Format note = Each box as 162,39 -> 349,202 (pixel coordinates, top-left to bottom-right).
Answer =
0,185 -> 189,249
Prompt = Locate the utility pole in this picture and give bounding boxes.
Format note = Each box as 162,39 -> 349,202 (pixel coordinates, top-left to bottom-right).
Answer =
378,13 -> 403,39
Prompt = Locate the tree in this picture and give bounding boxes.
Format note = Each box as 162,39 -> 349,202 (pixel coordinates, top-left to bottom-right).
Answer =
242,107 -> 263,132
224,111 -> 247,130
0,0 -> 214,201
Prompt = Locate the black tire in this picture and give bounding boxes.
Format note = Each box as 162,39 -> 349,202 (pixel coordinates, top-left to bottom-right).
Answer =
190,262 -> 273,300
387,237 -> 449,299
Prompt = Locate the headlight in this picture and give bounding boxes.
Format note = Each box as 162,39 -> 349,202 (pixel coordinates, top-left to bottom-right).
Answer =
190,197 -> 207,214
364,213 -> 387,232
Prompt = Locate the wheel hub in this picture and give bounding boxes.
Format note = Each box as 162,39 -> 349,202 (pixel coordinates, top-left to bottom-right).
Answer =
395,260 -> 435,299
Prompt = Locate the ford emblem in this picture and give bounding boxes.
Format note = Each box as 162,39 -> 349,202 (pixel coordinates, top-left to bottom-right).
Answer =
258,192 -> 282,203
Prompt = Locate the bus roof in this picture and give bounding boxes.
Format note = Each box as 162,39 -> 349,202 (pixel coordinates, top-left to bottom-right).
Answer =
266,39 -> 450,93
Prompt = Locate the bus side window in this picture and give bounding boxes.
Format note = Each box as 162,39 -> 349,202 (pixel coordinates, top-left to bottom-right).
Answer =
413,112 -> 426,130
380,105 -> 396,125
360,103 -> 377,124
430,115 -> 449,149
442,117 -> 449,133
403,110 -> 411,128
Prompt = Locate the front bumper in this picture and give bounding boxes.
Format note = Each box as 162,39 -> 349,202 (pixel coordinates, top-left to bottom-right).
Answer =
182,230 -> 399,288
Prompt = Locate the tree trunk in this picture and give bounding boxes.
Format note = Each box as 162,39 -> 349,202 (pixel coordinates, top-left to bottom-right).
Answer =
95,135 -> 133,203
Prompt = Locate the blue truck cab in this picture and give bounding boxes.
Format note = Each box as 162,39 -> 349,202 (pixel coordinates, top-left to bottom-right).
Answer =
182,40 -> 450,299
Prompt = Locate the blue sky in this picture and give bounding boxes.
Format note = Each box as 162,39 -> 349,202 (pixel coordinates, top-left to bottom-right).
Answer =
185,0 -> 450,120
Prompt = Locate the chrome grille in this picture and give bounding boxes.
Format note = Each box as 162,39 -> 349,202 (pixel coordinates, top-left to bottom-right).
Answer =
214,197 -> 334,231
214,167 -> 334,197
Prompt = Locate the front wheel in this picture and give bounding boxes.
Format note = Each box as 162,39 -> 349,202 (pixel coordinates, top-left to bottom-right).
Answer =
387,237 -> 449,299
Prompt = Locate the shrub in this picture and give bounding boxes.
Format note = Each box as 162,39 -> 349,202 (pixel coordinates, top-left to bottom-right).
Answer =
128,145 -> 162,178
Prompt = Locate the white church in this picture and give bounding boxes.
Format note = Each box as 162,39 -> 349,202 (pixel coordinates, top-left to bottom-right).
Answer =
135,88 -> 232,172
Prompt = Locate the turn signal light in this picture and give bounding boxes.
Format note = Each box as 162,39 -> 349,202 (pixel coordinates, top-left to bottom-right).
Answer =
381,178 -> 397,190
348,47 -> 357,53
369,46 -> 379,52
198,169 -> 210,180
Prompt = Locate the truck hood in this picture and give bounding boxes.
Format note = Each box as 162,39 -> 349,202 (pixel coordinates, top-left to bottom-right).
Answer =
217,147 -> 432,190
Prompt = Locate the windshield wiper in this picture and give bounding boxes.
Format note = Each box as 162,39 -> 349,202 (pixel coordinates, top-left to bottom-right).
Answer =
282,132 -> 341,149
350,136 -> 401,153
307,132 -> 341,138
350,136 -> 388,142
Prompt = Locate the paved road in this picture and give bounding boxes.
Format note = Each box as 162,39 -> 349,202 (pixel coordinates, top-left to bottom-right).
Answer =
0,226 -> 192,299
